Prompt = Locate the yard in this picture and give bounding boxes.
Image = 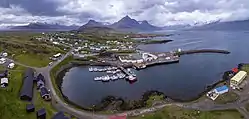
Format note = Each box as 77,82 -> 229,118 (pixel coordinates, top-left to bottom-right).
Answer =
215,91 -> 239,104
129,105 -> 243,119
0,65 -> 56,119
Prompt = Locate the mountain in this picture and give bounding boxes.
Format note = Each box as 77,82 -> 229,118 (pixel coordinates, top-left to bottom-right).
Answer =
191,20 -> 249,31
11,22 -> 79,31
78,20 -> 104,31
78,15 -> 161,32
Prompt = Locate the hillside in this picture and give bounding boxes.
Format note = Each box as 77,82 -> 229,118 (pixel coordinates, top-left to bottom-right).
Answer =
191,20 -> 249,31
11,23 -> 79,31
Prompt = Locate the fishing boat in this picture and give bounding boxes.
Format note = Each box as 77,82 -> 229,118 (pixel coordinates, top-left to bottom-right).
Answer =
89,67 -> 93,72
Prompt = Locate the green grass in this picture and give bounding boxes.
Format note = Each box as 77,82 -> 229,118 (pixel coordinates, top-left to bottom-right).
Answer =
146,95 -> 164,107
14,54 -> 51,67
129,106 -> 243,119
0,32 -> 65,68
215,92 -> 239,104
0,65 -> 56,119
241,64 -> 249,73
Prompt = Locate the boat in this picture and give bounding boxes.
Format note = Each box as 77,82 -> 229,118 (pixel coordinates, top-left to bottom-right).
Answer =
107,70 -> 114,74
89,67 -> 93,72
102,76 -> 110,82
127,75 -> 137,82
94,77 -> 102,81
93,68 -> 97,72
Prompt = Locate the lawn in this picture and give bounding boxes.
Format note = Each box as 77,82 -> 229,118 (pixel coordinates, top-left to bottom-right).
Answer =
215,91 -> 239,104
14,53 -> 51,67
0,65 -> 56,119
241,64 -> 249,73
129,106 -> 243,119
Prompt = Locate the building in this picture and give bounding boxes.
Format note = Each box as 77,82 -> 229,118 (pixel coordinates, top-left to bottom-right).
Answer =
52,112 -> 70,119
20,68 -> 34,101
8,63 -> 15,69
1,78 -> 8,88
2,52 -> 8,57
0,70 -> 8,78
0,58 -> 6,64
37,108 -> 46,119
26,104 -> 35,112
214,85 -> 229,94
230,71 -> 247,88
40,86 -> 51,101
53,53 -> 61,58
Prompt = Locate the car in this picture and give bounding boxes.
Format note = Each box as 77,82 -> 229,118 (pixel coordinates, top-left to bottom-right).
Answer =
49,62 -> 53,66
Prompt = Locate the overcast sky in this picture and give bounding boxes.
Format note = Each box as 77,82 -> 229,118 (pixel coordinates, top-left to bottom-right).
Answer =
0,0 -> 249,26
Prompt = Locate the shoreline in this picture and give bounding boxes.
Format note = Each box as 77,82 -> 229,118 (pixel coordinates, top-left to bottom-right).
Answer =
54,62 -> 229,112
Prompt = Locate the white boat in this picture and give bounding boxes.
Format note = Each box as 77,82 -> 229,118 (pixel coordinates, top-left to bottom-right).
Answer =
107,71 -> 114,74
94,77 -> 102,81
89,67 -> 93,72
93,68 -> 97,72
128,75 -> 137,81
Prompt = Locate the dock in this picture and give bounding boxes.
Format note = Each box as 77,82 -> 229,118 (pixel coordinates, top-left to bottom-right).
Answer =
119,66 -> 133,77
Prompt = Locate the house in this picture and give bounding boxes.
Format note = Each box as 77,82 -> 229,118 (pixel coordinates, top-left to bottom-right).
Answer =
1,78 -> 8,88
8,63 -> 15,69
53,53 -> 61,58
26,103 -> 35,112
52,112 -> 70,119
20,68 -> 34,101
0,70 -> 8,78
230,71 -> 247,88
40,86 -> 51,101
2,52 -> 8,57
214,85 -> 229,94
37,108 -> 46,119
0,58 -> 6,64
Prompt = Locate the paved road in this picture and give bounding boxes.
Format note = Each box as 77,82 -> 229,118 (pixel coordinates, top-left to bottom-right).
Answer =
8,49 -> 249,119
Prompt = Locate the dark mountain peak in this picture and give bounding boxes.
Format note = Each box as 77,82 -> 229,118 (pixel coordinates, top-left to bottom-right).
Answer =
141,20 -> 150,25
123,15 -> 132,20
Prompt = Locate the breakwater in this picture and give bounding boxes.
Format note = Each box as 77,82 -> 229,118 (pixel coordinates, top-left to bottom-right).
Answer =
177,49 -> 230,55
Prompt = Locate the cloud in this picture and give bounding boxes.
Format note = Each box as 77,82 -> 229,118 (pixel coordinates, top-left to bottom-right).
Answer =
0,0 -> 249,26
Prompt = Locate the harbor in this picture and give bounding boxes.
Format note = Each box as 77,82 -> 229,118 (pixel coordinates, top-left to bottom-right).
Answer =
89,66 -> 137,83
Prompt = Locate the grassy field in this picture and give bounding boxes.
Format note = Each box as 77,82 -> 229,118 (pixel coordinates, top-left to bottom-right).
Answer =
0,65 -> 56,119
215,91 -> 239,104
129,106 -> 243,119
146,95 -> 164,107
241,64 -> 249,73
0,32 -> 65,67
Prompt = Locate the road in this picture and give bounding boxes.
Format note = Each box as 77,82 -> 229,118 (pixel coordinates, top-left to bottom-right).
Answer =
8,49 -> 249,119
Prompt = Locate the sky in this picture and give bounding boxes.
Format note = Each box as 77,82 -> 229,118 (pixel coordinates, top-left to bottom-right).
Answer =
0,0 -> 249,27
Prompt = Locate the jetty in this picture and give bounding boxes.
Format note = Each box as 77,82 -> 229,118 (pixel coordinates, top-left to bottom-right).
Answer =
177,49 -> 230,55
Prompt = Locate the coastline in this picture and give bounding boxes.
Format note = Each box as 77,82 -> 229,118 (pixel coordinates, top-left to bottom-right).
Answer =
54,61 -> 230,113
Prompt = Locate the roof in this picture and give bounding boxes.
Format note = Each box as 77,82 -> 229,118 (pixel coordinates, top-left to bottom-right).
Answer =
40,87 -> 49,96
0,70 -> 8,78
52,112 -> 70,119
20,68 -> 34,100
37,108 -> 46,116
215,85 -> 228,92
1,78 -> 8,84
231,71 -> 247,83
26,104 -> 35,110
36,74 -> 45,83
53,53 -> 61,57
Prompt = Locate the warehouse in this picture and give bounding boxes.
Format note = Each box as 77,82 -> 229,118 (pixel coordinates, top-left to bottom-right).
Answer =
20,68 -> 34,101
230,71 -> 247,88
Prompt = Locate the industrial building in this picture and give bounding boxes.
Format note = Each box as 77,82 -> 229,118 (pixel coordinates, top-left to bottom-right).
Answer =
230,71 -> 247,88
207,85 -> 229,100
20,68 -> 34,101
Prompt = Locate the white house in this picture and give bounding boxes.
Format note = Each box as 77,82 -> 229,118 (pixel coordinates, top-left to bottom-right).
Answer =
1,78 -> 8,88
2,52 -> 8,57
0,58 -> 6,64
52,42 -> 59,45
8,63 -> 15,69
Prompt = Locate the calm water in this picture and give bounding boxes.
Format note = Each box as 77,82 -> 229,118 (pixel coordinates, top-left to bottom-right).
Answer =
61,30 -> 249,108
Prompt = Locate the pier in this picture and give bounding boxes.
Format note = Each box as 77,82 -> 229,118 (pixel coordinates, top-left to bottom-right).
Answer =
177,49 -> 230,55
